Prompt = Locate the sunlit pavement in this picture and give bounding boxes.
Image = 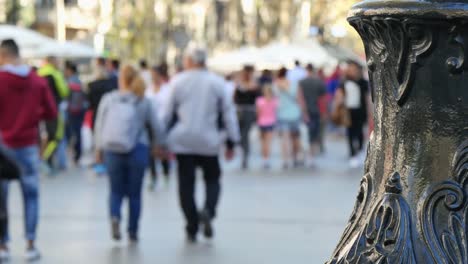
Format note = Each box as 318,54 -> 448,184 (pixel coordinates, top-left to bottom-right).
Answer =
6,133 -> 363,264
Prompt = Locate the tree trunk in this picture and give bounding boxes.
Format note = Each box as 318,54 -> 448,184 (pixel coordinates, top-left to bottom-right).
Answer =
6,0 -> 20,25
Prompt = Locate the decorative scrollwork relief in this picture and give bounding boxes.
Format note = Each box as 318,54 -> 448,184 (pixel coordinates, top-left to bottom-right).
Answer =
328,173 -> 416,264
446,25 -> 466,74
328,173 -> 372,261
420,140 -> 468,264
349,18 -> 433,106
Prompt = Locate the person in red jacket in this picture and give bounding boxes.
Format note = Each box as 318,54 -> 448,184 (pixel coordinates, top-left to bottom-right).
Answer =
0,39 -> 57,261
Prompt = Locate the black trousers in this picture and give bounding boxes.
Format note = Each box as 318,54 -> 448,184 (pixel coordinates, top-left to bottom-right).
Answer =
147,125 -> 171,183
347,109 -> 365,157
176,154 -> 221,235
148,156 -> 170,182
66,113 -> 85,163
237,108 -> 256,166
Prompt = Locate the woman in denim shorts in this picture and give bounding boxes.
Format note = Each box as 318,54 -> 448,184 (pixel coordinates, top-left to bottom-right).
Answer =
255,85 -> 278,169
274,68 -> 303,169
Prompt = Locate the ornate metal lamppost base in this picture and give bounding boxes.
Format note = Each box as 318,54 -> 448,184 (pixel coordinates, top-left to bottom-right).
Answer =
327,1 -> 468,263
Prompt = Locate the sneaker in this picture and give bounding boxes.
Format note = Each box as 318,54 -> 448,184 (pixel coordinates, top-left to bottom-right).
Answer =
148,180 -> 156,192
293,159 -> 305,168
241,160 -> 248,170
199,210 -> 214,239
129,233 -> 138,243
39,162 -> 51,176
186,233 -> 197,244
26,248 -> 41,262
0,248 -> 10,262
93,163 -> 107,176
111,219 -> 121,241
306,159 -> 317,169
349,157 -> 360,169
163,176 -> 170,188
262,161 -> 271,170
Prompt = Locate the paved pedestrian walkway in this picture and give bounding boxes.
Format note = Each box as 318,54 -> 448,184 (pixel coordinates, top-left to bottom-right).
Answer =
5,136 -> 363,264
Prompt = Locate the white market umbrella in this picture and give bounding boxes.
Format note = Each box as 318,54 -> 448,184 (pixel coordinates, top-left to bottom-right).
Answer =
208,39 -> 340,72
295,38 -> 339,67
35,41 -> 98,59
258,40 -> 334,69
208,46 -> 261,72
321,43 -> 365,65
0,24 -> 54,57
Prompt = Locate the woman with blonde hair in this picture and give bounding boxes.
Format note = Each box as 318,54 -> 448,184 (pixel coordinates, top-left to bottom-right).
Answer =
95,64 -> 166,242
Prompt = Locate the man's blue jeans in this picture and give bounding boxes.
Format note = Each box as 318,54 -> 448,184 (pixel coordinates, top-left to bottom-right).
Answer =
104,144 -> 148,235
2,145 -> 40,242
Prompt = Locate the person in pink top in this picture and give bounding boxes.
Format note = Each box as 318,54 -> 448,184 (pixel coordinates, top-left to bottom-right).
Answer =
255,85 -> 278,169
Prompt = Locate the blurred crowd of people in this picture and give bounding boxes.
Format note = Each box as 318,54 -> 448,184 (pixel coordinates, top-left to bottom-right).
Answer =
229,59 -> 371,170
0,37 -> 372,261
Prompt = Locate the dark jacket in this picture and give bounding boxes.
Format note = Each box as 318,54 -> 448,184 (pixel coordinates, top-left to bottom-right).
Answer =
87,78 -> 117,128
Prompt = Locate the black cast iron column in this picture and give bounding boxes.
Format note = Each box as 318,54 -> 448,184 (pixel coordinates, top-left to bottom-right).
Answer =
327,1 -> 468,263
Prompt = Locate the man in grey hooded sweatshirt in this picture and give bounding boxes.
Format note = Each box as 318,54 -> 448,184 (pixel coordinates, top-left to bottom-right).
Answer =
166,46 -> 240,242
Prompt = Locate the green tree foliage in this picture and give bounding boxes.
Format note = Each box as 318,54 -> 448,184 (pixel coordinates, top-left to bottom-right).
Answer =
104,0 -> 362,61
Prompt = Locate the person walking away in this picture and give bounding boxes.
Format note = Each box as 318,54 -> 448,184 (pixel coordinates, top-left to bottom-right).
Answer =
287,60 -> 307,87
88,66 -> 117,130
145,64 -> 172,190
317,90 -> 329,154
165,47 -> 240,242
139,59 -> 152,90
258,69 -> 273,86
233,65 -> 260,169
95,65 -> 166,242
275,67 -> 303,169
96,57 -> 106,74
255,85 -> 278,169
88,64 -> 118,175
65,61 -> 81,85
326,66 -> 342,97
298,64 -> 327,168
38,56 -> 70,106
106,58 -> 120,87
38,56 -> 70,173
334,61 -> 370,168
316,67 -> 329,153
326,66 -> 343,136
65,63 -> 87,165
0,39 -> 58,261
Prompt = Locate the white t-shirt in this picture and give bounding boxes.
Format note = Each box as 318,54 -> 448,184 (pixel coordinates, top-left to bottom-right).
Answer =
344,81 -> 361,109
287,66 -> 307,85
145,83 -> 171,122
